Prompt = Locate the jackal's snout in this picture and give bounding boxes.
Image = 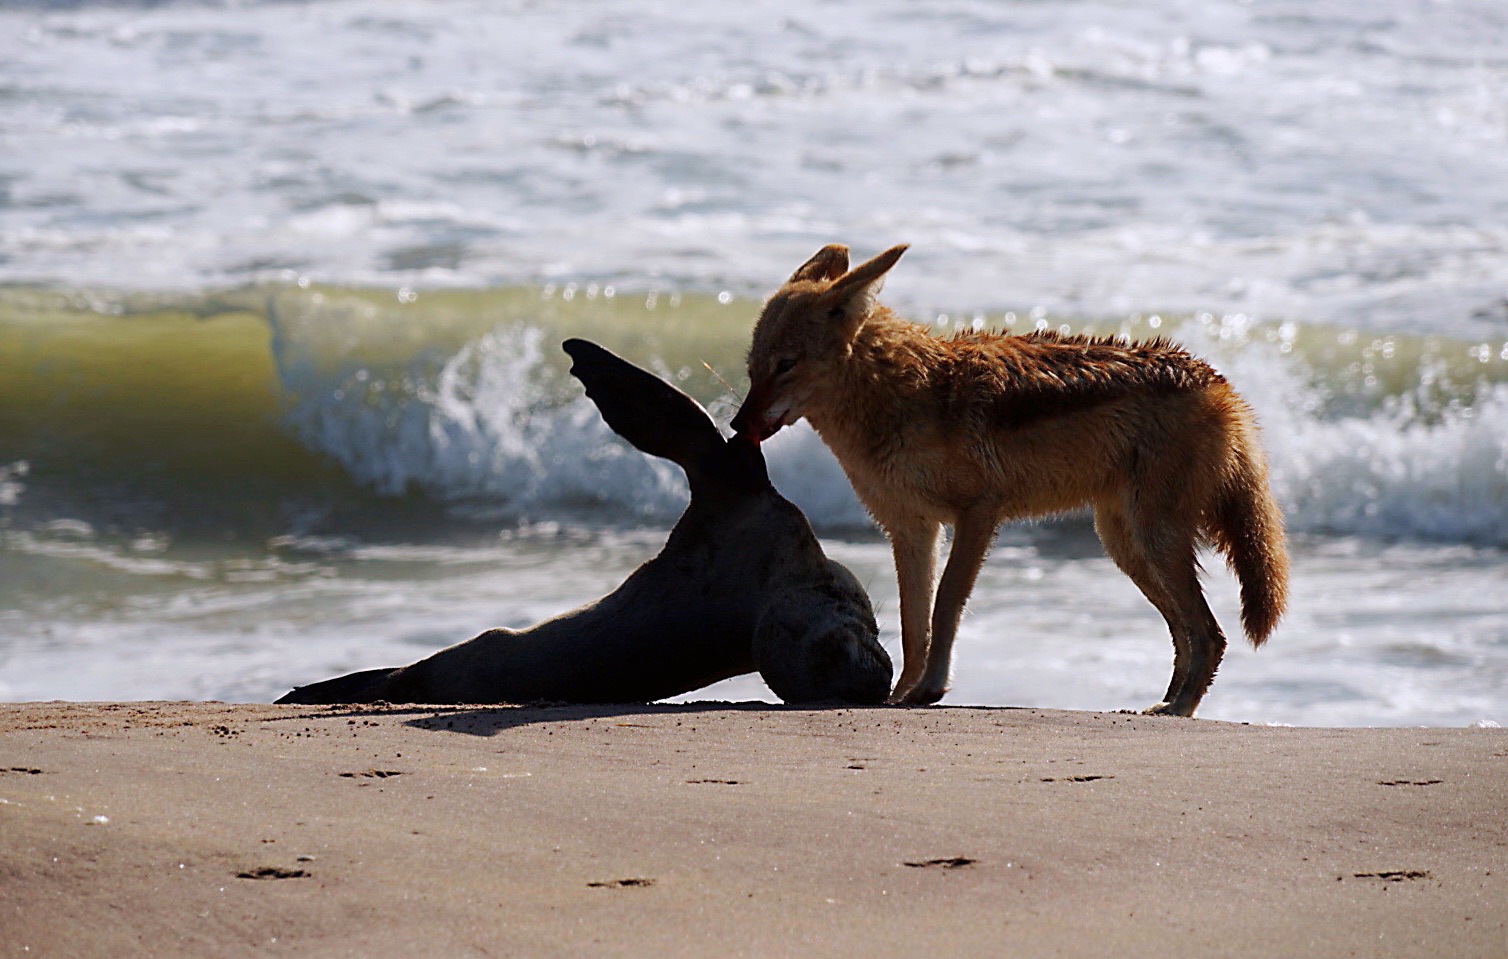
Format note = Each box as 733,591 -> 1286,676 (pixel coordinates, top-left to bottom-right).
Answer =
728,404 -> 759,442
730,386 -> 781,443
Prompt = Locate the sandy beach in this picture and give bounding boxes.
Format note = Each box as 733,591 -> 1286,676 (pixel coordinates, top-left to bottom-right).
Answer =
1,701 -> 1503,958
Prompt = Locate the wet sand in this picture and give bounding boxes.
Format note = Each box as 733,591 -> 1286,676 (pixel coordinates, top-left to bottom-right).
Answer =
1,701 -> 1503,958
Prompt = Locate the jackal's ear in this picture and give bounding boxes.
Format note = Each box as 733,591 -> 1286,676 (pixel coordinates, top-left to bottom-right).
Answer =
817,244 -> 908,333
787,244 -> 850,284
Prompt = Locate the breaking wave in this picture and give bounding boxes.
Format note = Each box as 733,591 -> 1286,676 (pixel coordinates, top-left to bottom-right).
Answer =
2,285 -> 1505,545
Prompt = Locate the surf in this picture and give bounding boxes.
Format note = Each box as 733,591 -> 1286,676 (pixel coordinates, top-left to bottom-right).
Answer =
3,283 -> 1505,547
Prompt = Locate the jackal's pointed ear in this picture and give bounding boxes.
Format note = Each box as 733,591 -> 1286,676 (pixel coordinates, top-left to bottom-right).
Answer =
817,244 -> 908,333
787,244 -> 850,284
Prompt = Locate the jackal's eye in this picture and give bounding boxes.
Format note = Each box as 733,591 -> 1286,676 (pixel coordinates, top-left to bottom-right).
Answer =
773,357 -> 798,378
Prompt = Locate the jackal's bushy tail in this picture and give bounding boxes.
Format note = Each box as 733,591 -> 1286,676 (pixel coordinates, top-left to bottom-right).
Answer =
1206,437 -> 1289,647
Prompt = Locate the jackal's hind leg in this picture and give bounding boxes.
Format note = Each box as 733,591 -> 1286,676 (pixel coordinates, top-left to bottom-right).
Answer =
1136,535 -> 1227,718
1148,562 -> 1228,717
1095,503 -> 1199,715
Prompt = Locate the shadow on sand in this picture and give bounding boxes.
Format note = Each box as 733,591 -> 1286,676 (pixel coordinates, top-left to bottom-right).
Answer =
260,700 -> 916,737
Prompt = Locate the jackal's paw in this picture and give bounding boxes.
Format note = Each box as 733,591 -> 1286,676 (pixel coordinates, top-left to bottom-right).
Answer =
887,675 -> 921,704
895,683 -> 948,707
1141,701 -> 1193,717
886,686 -> 931,706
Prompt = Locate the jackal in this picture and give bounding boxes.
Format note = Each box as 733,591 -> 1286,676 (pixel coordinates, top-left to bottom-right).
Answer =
732,244 -> 1288,715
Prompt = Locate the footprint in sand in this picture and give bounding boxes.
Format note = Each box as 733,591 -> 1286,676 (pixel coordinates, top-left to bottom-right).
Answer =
903,857 -> 977,869
236,867 -> 309,880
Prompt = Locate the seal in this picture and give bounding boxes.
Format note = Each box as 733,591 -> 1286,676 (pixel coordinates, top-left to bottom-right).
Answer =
276,338 -> 891,706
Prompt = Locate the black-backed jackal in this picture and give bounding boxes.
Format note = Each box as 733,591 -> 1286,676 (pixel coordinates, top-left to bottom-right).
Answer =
732,244 -> 1288,715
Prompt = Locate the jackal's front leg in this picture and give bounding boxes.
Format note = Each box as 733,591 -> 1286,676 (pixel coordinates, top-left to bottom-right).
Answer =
903,508 -> 999,706
886,521 -> 940,703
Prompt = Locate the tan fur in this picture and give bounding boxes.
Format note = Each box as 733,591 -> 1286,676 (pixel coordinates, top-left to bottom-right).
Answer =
732,244 -> 1290,715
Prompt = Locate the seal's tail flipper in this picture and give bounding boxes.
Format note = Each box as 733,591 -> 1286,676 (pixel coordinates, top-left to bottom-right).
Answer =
563,338 -> 752,492
275,666 -> 397,705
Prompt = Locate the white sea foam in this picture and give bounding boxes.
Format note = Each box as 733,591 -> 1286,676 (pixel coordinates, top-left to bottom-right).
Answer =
278,323 -> 691,519
1176,318 -> 1508,546
0,461 -> 27,508
267,312 -> 1508,546
3,525 -> 1502,726
4,0 -> 1507,336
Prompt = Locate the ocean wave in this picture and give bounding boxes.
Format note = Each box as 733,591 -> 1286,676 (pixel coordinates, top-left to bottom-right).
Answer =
1172,314 -> 1508,545
2,285 -> 1506,546
277,322 -> 691,518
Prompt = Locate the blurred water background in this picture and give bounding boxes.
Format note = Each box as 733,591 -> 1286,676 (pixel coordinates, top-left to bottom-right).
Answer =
1,0 -> 1505,724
